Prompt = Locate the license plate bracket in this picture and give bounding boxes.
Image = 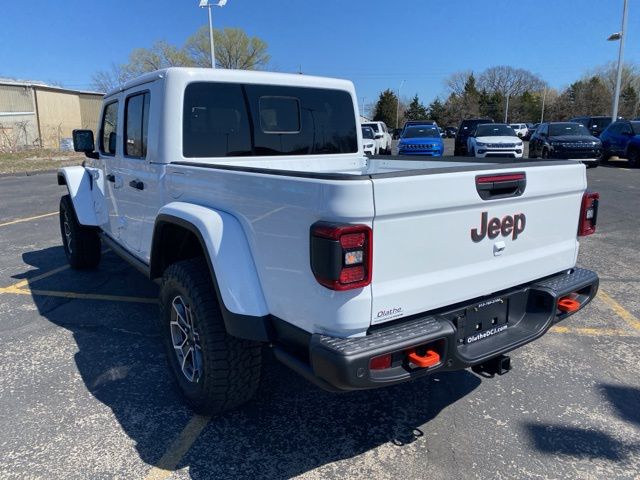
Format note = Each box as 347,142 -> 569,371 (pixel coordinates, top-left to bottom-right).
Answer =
461,298 -> 509,344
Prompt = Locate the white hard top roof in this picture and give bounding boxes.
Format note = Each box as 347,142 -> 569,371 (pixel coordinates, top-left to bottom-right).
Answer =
105,67 -> 354,98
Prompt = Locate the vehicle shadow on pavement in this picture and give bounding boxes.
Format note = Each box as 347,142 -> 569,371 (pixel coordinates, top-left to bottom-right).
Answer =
20,246 -> 481,479
599,384 -> 640,428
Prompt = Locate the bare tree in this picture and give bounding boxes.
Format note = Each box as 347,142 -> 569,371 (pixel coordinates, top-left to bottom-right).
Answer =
478,66 -> 547,97
444,70 -> 475,96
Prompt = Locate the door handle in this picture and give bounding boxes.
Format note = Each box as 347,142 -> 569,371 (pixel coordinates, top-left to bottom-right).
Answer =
129,179 -> 144,190
106,174 -> 115,183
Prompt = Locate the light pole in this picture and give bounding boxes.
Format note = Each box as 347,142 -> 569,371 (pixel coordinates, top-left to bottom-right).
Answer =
199,0 -> 228,69
608,0 -> 628,122
504,93 -> 510,123
540,88 -> 547,123
396,80 -> 405,129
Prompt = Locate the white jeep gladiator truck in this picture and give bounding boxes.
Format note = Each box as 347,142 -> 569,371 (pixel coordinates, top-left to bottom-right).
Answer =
59,68 -> 599,414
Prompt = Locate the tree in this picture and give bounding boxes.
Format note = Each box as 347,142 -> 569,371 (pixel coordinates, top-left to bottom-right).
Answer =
91,27 -> 270,91
478,65 -> 546,98
185,27 -> 270,69
404,94 -> 428,120
620,84 -> 639,119
427,98 -> 446,124
373,89 -> 400,128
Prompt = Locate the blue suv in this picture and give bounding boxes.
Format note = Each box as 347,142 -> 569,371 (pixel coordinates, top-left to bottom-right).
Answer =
600,120 -> 640,167
398,124 -> 443,156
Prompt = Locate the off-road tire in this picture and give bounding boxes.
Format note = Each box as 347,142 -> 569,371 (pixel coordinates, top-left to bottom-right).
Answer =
628,147 -> 640,168
159,258 -> 262,415
59,194 -> 101,269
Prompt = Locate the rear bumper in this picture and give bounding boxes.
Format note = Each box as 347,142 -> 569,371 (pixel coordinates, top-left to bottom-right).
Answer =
274,268 -> 598,391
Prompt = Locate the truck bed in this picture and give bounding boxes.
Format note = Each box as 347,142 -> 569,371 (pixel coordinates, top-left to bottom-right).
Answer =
172,156 -> 576,180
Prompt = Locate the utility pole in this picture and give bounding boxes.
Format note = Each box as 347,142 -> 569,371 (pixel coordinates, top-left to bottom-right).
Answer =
540,88 -> 547,123
609,0 -> 629,121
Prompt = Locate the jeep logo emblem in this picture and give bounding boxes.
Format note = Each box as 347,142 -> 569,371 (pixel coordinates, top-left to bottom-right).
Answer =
471,212 -> 526,242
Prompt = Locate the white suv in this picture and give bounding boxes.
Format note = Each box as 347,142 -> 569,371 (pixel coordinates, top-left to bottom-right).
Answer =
468,124 -> 524,158
361,121 -> 392,154
510,123 -> 528,138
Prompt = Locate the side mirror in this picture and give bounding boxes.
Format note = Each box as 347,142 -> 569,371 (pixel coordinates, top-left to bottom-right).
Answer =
72,129 -> 95,153
374,133 -> 383,139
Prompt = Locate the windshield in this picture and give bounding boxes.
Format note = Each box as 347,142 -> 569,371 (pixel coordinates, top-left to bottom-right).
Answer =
475,124 -> 517,137
402,126 -> 440,138
362,123 -> 380,132
361,127 -> 374,139
510,124 -> 521,129
632,122 -> 640,135
549,123 -> 591,136
591,118 -> 611,128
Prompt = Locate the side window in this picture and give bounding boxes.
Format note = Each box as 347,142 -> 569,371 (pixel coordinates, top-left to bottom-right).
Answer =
608,124 -> 621,135
100,101 -> 119,155
183,82 -> 252,158
259,97 -> 300,133
125,92 -> 150,158
620,123 -> 632,135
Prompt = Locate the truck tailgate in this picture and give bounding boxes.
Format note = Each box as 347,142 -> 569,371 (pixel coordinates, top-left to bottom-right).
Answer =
370,162 -> 586,325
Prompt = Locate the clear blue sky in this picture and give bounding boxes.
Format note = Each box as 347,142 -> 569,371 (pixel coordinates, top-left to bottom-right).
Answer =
1,0 -> 637,107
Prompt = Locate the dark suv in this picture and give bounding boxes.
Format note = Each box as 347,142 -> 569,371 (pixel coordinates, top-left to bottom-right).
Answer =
454,118 -> 494,156
529,122 -> 602,167
569,116 -> 612,137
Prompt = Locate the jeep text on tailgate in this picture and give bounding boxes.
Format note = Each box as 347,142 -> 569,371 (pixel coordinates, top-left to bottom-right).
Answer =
58,68 -> 599,414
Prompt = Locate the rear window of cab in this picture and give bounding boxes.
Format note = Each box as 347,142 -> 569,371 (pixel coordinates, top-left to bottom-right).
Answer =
183,82 -> 358,157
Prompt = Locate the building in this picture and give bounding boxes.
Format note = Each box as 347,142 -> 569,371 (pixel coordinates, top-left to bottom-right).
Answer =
0,79 -> 103,150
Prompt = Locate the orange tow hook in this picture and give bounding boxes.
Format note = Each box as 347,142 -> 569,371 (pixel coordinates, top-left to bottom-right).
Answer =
558,296 -> 581,313
407,349 -> 440,368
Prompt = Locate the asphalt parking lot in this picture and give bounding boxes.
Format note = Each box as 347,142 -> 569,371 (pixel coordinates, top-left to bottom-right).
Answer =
1,155 -> 639,479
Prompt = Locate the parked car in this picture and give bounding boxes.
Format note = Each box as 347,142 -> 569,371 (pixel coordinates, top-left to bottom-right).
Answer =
398,125 -> 444,156
599,120 -> 640,166
61,67 -> 599,414
529,122 -> 602,167
361,126 -> 378,156
467,123 -> 524,158
510,123 -> 528,138
362,121 -> 393,154
569,116 -> 612,137
445,126 -> 457,138
438,127 -> 446,138
454,118 -> 494,156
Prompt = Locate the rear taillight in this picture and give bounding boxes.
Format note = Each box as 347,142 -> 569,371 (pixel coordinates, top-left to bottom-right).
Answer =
310,222 -> 372,290
578,191 -> 599,237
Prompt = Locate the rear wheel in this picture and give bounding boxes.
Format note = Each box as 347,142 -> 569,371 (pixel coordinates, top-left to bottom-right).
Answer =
628,148 -> 640,168
160,258 -> 262,414
59,195 -> 101,269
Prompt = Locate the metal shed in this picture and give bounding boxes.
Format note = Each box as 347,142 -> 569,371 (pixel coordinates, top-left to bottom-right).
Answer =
0,79 -> 103,150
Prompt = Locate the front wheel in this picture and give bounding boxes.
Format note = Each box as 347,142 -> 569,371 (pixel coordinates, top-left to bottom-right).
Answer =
59,195 -> 101,269
159,258 -> 262,415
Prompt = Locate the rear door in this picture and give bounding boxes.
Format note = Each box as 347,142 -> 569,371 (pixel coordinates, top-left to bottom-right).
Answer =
369,163 -> 585,325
